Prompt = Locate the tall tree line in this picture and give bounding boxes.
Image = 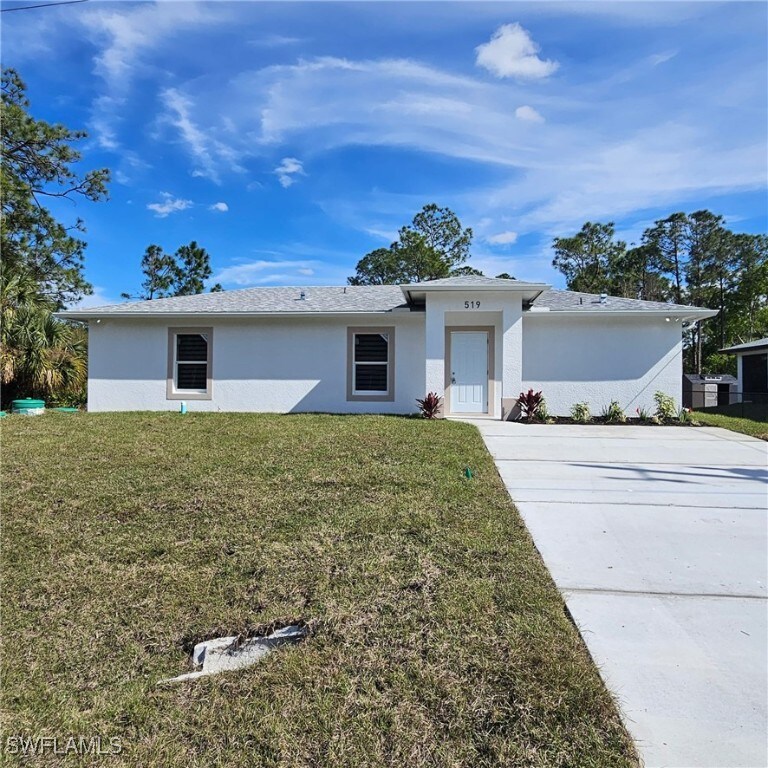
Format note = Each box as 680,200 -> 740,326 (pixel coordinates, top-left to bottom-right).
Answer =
1,69 -> 109,405
552,214 -> 768,374
1,68 -> 219,407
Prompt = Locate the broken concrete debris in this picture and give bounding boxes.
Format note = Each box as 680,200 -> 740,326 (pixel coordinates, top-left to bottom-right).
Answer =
160,624 -> 308,684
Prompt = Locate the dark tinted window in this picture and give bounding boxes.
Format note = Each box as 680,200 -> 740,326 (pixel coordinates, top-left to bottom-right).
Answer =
353,333 -> 388,392
177,334 -> 208,362
355,334 -> 388,362
175,333 -> 208,390
176,363 -> 207,390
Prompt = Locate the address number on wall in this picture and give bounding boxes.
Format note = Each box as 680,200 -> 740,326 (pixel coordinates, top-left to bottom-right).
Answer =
464,301 -> 481,309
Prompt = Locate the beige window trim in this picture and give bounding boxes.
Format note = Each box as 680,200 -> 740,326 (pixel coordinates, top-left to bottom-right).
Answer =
167,327 -> 213,401
347,327 -> 396,402
444,326 -> 495,416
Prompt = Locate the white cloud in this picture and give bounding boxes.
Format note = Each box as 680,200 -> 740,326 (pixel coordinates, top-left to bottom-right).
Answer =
67,286 -> 123,310
475,23 -> 559,80
249,34 -> 303,47
213,259 -> 319,286
274,157 -> 306,188
209,202 -> 229,212
515,105 -> 544,123
161,88 -> 246,183
77,2 -> 226,151
147,192 -> 194,218
486,231 -> 519,245
148,45 -> 763,244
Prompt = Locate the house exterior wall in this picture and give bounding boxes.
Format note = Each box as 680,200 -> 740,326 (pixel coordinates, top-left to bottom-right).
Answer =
522,314 -> 683,416
87,315 -> 425,413
736,350 -> 768,395
424,291 -> 523,419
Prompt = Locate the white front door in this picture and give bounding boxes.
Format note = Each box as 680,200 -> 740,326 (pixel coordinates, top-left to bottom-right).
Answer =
450,331 -> 488,413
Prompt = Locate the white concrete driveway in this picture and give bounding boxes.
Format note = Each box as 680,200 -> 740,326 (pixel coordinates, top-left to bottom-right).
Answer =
468,420 -> 768,768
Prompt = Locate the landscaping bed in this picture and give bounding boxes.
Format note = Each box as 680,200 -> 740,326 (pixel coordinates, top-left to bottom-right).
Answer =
0,412 -> 637,767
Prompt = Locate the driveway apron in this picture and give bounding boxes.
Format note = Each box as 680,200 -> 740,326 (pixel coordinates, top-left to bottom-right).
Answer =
466,420 -> 768,768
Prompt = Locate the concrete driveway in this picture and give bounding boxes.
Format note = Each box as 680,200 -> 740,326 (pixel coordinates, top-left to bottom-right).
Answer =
467,420 -> 768,768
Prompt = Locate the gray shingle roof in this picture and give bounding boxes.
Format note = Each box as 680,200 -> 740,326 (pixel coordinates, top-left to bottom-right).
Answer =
58,283 -> 716,318
62,285 -> 411,316
719,338 -> 768,353
532,289 -> 713,314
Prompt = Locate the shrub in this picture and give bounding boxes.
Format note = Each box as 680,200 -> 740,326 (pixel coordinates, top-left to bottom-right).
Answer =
601,400 -> 627,423
516,389 -> 544,422
537,397 -> 551,422
571,402 -> 591,423
416,392 -> 442,419
654,391 -> 677,423
677,407 -> 698,425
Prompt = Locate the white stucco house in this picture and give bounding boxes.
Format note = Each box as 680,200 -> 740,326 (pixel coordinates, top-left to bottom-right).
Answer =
59,276 -> 717,418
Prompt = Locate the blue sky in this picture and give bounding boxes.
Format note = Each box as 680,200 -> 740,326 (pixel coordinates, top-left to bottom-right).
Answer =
2,0 -> 766,306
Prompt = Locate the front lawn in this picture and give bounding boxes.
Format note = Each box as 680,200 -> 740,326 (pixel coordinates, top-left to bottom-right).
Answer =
695,411 -> 768,440
1,413 -> 636,767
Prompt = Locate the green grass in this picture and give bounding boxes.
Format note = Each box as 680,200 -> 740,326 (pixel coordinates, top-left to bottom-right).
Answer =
695,411 -> 768,440
1,412 -> 636,767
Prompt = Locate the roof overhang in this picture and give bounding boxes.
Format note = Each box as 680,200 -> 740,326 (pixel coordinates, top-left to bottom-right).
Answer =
719,341 -> 768,354
401,282 -> 550,304
55,309 -> 416,322
523,308 -> 719,322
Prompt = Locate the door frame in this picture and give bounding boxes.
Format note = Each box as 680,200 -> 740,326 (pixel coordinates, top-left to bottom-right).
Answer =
444,326 -> 495,417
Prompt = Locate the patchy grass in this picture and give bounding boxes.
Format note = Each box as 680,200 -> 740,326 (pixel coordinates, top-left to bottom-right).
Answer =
1,412 -> 637,767
694,411 -> 768,440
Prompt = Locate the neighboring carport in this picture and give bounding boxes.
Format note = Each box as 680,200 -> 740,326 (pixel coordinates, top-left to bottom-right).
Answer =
468,420 -> 768,768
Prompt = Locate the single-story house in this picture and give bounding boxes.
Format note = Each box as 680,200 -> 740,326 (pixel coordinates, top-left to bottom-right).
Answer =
720,338 -> 768,401
59,276 -> 717,418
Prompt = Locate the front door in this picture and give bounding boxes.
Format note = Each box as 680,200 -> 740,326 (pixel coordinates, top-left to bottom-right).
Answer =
450,331 -> 488,413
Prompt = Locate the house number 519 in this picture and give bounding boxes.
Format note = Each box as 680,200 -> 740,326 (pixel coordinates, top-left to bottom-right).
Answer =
464,301 -> 481,309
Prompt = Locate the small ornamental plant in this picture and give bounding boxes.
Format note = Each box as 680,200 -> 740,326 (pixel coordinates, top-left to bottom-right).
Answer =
654,391 -> 677,423
677,407 -> 698,425
571,402 -> 591,423
601,400 -> 627,423
416,392 -> 442,419
516,389 -> 544,422
636,406 -> 652,422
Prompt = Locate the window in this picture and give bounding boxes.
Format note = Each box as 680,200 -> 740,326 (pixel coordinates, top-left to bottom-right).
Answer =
167,327 -> 213,400
347,327 -> 395,402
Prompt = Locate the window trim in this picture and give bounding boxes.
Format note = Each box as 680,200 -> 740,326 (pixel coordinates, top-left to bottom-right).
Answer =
346,326 -> 395,402
166,327 -> 213,400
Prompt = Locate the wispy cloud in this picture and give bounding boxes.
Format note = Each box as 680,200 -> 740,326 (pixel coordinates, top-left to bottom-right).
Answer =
161,88 -> 240,183
475,23 -> 559,80
68,286 -> 123,309
213,259 -> 320,286
77,2 -> 226,151
249,34 -> 303,47
485,231 -> 519,245
147,192 -> 193,218
515,105 -> 544,123
209,202 -> 229,212
274,157 -> 306,188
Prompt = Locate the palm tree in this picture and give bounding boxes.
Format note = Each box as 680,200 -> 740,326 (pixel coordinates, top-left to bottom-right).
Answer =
1,268 -> 87,406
